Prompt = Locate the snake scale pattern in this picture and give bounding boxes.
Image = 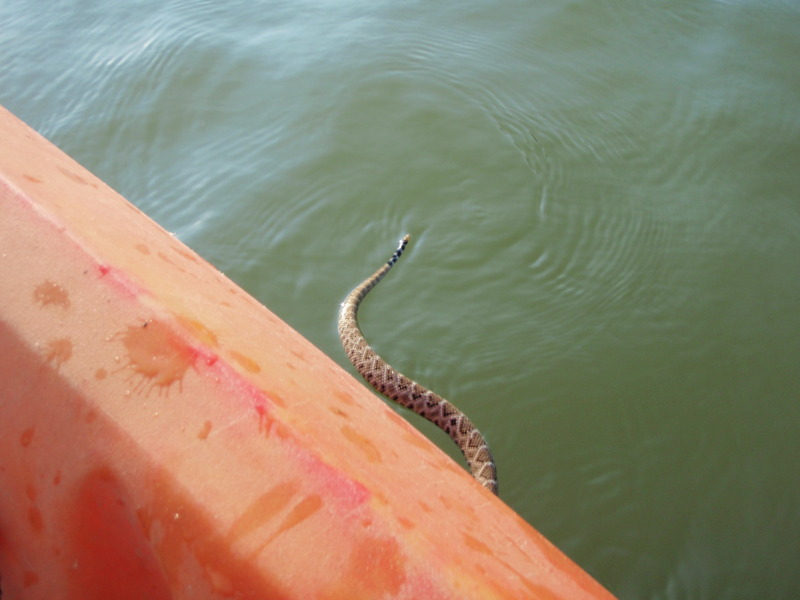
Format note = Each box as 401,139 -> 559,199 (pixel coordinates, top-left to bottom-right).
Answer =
338,235 -> 498,494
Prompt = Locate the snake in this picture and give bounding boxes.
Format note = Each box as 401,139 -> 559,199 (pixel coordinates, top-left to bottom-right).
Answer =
338,234 -> 498,495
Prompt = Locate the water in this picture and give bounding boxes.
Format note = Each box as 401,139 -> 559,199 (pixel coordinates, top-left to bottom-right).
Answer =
3,0 -> 799,597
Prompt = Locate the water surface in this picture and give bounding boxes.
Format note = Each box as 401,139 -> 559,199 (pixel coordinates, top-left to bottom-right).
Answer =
3,0 -> 799,597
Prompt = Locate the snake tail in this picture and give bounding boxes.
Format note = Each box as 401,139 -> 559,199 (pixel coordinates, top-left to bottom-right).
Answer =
338,235 -> 498,494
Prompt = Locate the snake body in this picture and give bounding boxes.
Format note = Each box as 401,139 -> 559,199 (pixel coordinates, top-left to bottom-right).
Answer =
338,235 -> 498,495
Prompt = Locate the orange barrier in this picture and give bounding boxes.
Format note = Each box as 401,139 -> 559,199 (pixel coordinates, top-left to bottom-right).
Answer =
0,104 -> 616,599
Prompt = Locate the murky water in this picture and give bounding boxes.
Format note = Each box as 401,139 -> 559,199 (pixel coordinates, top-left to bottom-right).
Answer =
3,0 -> 799,597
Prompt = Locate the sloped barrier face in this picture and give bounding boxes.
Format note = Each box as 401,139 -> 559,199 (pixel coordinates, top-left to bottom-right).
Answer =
0,105 -> 616,600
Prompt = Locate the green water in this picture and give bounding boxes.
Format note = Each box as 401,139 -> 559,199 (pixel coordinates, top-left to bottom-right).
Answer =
3,0 -> 799,597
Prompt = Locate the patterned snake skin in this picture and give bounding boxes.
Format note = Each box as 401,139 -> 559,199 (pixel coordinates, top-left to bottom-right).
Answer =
338,235 -> 498,494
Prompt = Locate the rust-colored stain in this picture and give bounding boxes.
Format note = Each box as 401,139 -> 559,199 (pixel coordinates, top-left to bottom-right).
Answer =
197,420 -> 213,440
289,349 -> 308,366
267,392 -> 286,408
329,406 -> 349,419
22,173 -> 42,184
226,481 -> 300,546
172,247 -> 198,263
463,532 -> 493,556
251,493 -> 325,555
33,280 -> 70,309
403,430 -> 434,452
271,495 -> 322,542
58,165 -> 97,188
397,516 -> 415,530
44,337 -> 72,368
341,425 -> 382,464
263,419 -> 291,441
386,410 -> 409,429
20,426 -> 35,447
333,389 -> 356,407
118,319 -> 195,392
229,349 -> 260,374
156,251 -> 177,267
176,316 -> 219,348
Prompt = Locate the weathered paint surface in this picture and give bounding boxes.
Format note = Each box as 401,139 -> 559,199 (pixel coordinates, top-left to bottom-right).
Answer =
0,105 -> 617,600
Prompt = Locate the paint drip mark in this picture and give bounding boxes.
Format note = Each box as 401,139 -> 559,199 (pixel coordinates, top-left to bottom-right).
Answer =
116,319 -> 196,395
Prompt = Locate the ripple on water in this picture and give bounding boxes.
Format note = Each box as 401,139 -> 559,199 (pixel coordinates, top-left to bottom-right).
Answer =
5,2 -> 798,598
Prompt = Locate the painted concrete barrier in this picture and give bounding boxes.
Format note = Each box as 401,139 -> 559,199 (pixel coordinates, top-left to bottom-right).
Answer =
0,105 -> 616,599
